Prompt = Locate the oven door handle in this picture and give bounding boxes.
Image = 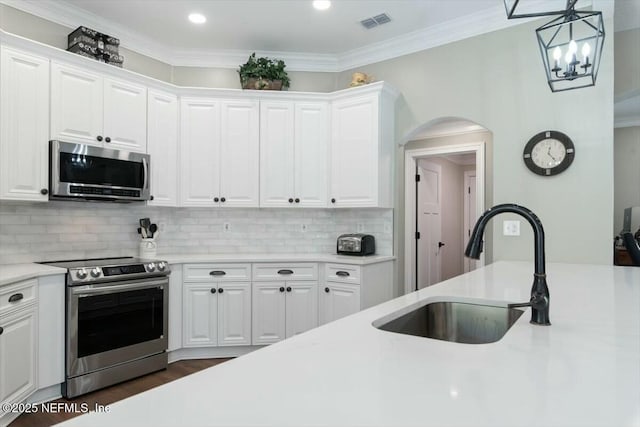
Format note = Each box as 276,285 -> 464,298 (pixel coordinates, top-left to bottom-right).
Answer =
72,279 -> 167,297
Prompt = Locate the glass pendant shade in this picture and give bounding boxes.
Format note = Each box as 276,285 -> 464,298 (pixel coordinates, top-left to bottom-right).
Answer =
535,10 -> 605,92
504,0 -> 577,19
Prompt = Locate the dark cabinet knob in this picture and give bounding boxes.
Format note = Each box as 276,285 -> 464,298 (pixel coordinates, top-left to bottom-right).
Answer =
0,326 -> 3,335
210,288 -> 217,294
295,198 -> 300,203
279,287 -> 285,292
331,198 -> 336,203
221,197 -> 226,202
40,188 -> 49,195
150,195 -> 154,201
288,198 -> 294,203
218,288 -> 224,293
286,286 -> 292,292
8,293 -> 23,303
214,197 -> 219,202
96,135 -> 103,142
105,137 -> 111,143
324,287 -> 330,293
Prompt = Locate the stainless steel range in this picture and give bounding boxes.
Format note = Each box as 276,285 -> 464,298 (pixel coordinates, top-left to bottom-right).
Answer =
43,257 -> 170,398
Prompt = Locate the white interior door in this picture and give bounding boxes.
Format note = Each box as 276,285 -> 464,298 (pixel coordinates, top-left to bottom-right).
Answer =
417,161 -> 442,289
464,171 -> 478,273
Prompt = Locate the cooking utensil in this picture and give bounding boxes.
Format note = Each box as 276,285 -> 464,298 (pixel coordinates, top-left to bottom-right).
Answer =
149,223 -> 158,238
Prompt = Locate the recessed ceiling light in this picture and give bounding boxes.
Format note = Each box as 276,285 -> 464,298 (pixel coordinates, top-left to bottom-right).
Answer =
188,13 -> 206,24
312,1 -> 331,11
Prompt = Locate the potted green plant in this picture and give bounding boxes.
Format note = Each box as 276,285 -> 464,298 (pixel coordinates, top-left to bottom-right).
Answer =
238,53 -> 290,90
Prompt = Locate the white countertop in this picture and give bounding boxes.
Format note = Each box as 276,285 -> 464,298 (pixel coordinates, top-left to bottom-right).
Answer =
156,253 -> 395,266
57,261 -> 640,427
0,263 -> 66,286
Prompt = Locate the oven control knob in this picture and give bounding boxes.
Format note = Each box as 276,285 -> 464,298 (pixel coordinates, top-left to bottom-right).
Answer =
147,263 -> 156,272
90,267 -> 101,278
157,262 -> 166,271
76,268 -> 88,279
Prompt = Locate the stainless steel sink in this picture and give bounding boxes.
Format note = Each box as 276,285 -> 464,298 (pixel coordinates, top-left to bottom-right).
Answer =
375,301 -> 524,344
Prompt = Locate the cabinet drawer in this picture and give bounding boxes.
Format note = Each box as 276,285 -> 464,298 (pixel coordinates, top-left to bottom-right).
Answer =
184,264 -> 251,282
252,263 -> 318,281
0,279 -> 37,315
325,264 -> 361,285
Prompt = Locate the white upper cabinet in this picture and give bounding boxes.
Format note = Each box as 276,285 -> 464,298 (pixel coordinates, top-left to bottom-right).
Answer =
180,98 -> 259,207
330,85 -> 395,208
50,62 -> 147,152
147,89 -> 179,206
0,47 -> 50,201
260,101 -> 328,207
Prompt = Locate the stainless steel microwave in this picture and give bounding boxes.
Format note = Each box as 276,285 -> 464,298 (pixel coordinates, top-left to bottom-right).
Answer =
49,140 -> 150,202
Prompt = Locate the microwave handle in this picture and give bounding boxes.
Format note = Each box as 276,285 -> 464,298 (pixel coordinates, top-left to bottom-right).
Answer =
142,157 -> 150,191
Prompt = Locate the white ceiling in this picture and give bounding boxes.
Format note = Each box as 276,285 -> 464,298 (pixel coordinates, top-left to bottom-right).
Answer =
5,0 -> 631,71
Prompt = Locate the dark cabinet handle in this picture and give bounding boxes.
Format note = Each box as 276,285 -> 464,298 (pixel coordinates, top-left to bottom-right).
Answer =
0,326 -> 3,335
105,137 -> 111,143
214,197 -> 220,202
279,287 -> 285,292
97,135 -> 103,142
40,188 -> 49,195
324,287 -> 330,293
295,198 -> 300,203
210,288 -> 217,294
335,271 -> 350,277
288,198 -> 294,203
277,269 -> 293,275
209,271 -> 226,276
221,197 -> 226,202
331,198 -> 336,203
150,195 -> 154,201
286,286 -> 292,292
8,293 -> 24,303
218,288 -> 224,293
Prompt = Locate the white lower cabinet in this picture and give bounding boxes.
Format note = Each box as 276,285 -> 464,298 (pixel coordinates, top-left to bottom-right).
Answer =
319,282 -> 361,325
182,264 -> 252,348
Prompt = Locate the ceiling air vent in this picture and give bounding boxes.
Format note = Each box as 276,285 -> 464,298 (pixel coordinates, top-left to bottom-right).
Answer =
360,13 -> 391,29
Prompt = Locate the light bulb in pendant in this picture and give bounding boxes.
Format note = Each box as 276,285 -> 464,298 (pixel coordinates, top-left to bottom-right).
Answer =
565,50 -> 573,64
553,47 -> 562,61
568,40 -> 578,54
581,43 -> 591,59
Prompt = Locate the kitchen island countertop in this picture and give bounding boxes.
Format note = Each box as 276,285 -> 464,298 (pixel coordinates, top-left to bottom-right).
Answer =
57,261 -> 640,427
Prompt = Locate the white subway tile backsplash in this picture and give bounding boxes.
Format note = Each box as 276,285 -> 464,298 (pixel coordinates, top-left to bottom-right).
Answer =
0,201 -> 393,264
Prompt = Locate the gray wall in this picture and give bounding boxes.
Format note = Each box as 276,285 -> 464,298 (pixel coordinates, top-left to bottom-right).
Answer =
614,29 -> 640,98
614,126 -> 640,234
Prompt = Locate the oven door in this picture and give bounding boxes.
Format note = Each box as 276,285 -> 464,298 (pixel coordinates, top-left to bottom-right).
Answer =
67,277 -> 168,378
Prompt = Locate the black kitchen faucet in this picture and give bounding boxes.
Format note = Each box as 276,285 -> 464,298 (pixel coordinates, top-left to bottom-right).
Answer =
465,203 -> 551,326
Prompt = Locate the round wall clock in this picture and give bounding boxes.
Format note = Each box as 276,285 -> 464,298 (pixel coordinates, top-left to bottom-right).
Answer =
523,130 -> 575,176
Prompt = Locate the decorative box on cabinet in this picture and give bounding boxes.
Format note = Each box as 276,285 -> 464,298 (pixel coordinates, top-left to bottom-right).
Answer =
0,46 -> 50,201
329,82 -> 397,208
252,263 -> 318,344
319,261 -> 393,325
50,61 -> 147,152
180,98 -> 259,207
182,264 -> 252,347
259,101 -> 329,207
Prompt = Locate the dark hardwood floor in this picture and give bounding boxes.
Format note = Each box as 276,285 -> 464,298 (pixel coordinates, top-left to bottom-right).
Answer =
9,358 -> 231,427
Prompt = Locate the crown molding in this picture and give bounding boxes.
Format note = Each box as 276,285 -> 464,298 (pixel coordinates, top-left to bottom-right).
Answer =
0,0 -> 602,73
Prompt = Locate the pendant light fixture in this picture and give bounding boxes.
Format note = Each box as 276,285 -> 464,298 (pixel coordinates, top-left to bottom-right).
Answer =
504,0 -> 577,19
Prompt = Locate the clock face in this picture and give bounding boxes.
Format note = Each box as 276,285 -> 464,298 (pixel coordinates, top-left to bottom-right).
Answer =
523,131 -> 575,176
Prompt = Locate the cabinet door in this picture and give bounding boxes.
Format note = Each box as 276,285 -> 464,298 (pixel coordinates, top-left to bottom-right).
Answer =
259,101 -> 295,207
219,100 -> 259,207
183,284 -> 217,347
180,98 -> 220,207
0,47 -> 49,201
50,62 -> 103,146
0,308 -> 37,407
217,282 -> 251,346
147,90 -> 178,206
319,282 -> 361,325
285,281 -> 318,338
252,282 -> 286,345
103,78 -> 147,152
330,94 -> 379,207
295,103 -> 328,207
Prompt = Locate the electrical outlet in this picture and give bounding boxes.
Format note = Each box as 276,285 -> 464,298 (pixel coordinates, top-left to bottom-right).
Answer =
300,224 -> 308,233
223,223 -> 231,232
158,222 -> 166,232
503,220 -> 520,236
357,223 -> 365,233
384,223 -> 392,234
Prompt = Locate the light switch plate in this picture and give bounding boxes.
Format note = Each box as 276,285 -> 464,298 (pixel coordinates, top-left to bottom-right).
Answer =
357,223 -> 365,233
503,220 -> 520,236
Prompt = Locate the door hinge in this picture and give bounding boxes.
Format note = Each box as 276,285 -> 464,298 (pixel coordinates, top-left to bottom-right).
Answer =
415,232 -> 420,239
468,186 -> 471,194
415,174 -> 420,182
468,229 -> 471,237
